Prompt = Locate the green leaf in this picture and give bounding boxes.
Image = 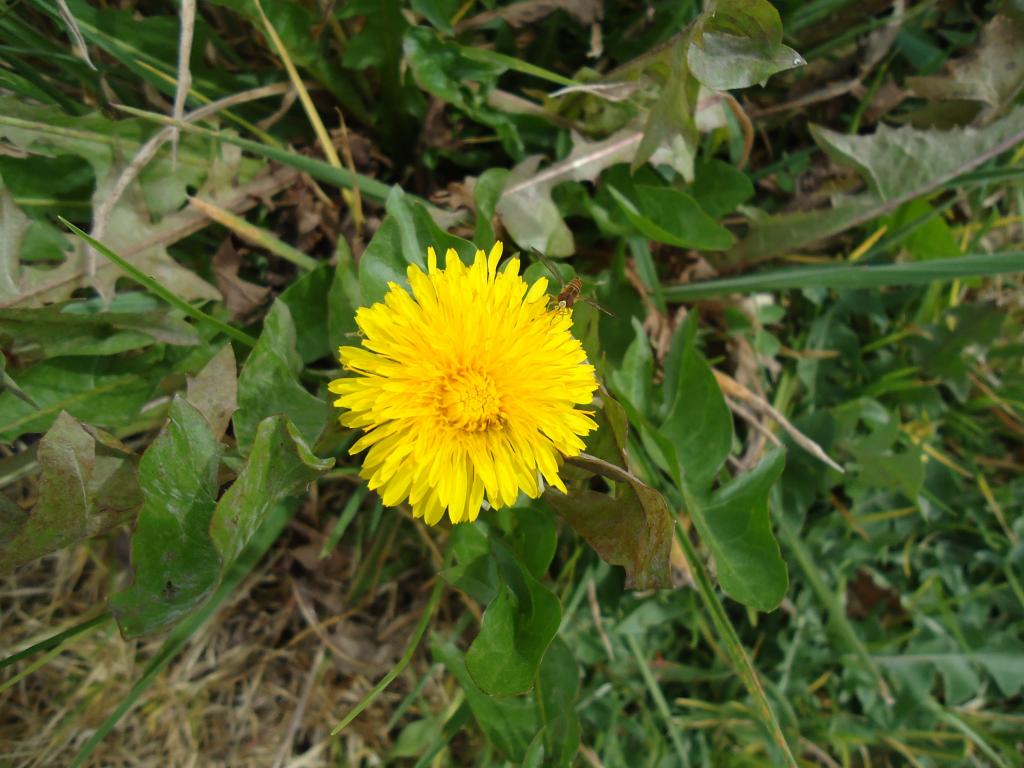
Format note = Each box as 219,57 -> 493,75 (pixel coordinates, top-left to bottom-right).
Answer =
882,198 -> 960,261
69,499 -> 299,767
690,158 -> 755,219
608,318 -> 654,415
688,0 -> 804,90
691,448 -> 788,611
809,105 -> 1024,202
465,538 -> 562,696
473,168 -> 509,246
877,634 -> 1024,703
185,344 -> 237,442
327,239 -> 362,350
387,185 -> 477,265
497,130 -> 650,257
908,15 -> 1024,111
411,0 -> 456,34
0,355 -> 160,443
608,184 -> 734,251
278,265 -> 333,364
233,300 -> 325,454
496,505 -> 557,582
359,215 -> 407,306
110,396 -> 222,637
0,303 -> 199,362
433,637 -> 538,762
529,637 -> 581,767
633,41 -> 698,179
0,96 -> 246,304
660,319 -> 733,494
210,415 -> 333,564
358,186 -> 476,305
0,412 -> 141,573
403,26 -> 521,156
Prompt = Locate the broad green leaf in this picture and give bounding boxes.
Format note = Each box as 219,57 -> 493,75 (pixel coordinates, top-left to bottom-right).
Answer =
0,96 -> 250,303
495,505 -> 557,582
0,354 -> 161,443
110,397 -> 222,637
908,15 -> 1024,112
700,0 -> 784,40
633,41 -> 698,180
848,419 -> 924,502
690,158 -> 755,219
691,448 -> 788,611
688,33 -> 804,90
0,412 -> 141,573
185,345 -> 237,442
528,637 -> 581,768
0,187 -> 31,302
608,185 -> 734,251
473,168 -> 509,246
726,80 -> 1024,263
278,265 -> 333,364
0,303 -> 198,362
497,131 -> 649,257
466,538 -> 562,696
608,318 -> 654,415
410,0 -> 456,34
233,300 -> 325,454
327,239 -> 362,349
660,319 -> 733,494
359,215 -> 407,306
688,0 -> 804,90
810,105 -> 1024,202
385,185 -> 477,265
882,199 -> 960,262
358,187 -> 476,305
433,637 -> 538,762
877,634 -> 1024,703
443,524 -> 500,606
403,26 -> 521,156
210,415 -> 332,564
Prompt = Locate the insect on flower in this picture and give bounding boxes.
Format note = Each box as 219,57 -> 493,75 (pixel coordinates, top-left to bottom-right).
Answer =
531,250 -> 614,319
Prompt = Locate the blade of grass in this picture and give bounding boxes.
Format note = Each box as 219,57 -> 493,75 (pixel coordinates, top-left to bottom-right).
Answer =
0,612 -> 111,671
330,546 -> 452,736
68,500 -> 297,768
112,104 -> 397,204
457,44 -> 580,88
319,485 -> 368,559
253,0 -> 363,231
664,251 -> 1024,301
674,524 -> 799,767
58,218 -> 256,347
187,196 -> 319,271
775,506 -> 894,705
626,632 -> 691,767
133,59 -> 283,147
927,700 -> 1009,768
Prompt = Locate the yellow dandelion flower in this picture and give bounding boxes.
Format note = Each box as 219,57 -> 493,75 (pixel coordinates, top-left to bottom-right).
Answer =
328,242 -> 599,525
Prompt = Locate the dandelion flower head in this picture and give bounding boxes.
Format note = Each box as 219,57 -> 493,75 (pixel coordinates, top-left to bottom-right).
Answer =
329,242 -> 599,525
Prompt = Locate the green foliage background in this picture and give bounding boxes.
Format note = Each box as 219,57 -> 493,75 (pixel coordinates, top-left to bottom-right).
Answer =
2,0 -> 1024,766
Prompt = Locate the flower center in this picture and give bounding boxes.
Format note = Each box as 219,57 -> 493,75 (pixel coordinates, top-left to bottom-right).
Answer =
438,368 -> 504,432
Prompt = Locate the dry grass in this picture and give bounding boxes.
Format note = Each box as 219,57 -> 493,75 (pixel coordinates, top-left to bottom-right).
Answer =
0,504 -> 453,768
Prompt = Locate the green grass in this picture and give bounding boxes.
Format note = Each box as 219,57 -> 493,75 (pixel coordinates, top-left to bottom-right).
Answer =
1,1 -> 1023,766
